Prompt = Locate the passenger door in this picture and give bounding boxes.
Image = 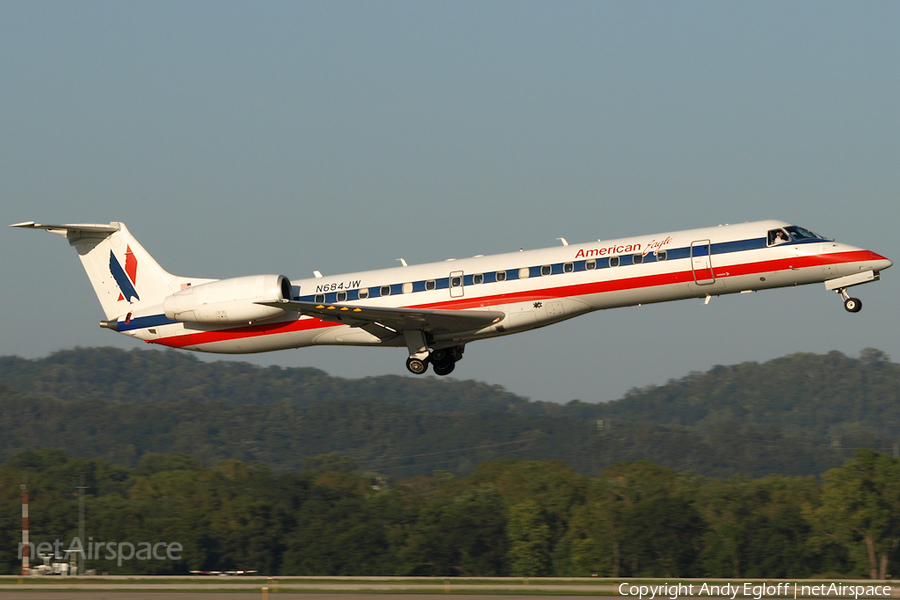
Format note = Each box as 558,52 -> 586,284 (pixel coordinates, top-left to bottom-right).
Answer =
691,240 -> 715,285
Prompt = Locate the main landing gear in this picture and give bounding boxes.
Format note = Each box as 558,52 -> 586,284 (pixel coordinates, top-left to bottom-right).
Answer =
405,356 -> 429,375
405,345 -> 465,376
837,288 -> 863,313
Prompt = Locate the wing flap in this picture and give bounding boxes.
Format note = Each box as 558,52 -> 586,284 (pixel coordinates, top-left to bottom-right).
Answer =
258,300 -> 504,335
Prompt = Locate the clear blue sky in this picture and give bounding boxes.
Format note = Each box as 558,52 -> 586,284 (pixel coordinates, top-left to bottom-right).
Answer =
2,1 -> 898,403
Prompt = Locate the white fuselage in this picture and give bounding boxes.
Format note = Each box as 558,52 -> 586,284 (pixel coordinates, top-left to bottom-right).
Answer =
123,220 -> 890,354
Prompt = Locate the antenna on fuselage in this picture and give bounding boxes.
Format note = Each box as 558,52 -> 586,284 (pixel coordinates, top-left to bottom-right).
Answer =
396,258 -> 408,267
557,238 -> 569,246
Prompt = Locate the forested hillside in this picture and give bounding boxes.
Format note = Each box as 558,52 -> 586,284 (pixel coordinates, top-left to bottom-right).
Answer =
3,448 -> 900,578
588,348 -> 900,438
4,348 -> 900,577
0,347 -> 898,478
0,348 -> 531,413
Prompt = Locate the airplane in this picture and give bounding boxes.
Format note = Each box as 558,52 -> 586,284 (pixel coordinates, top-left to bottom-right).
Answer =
11,220 -> 892,376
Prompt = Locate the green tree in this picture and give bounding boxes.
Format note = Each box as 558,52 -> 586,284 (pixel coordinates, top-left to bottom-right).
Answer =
507,500 -> 551,576
556,481 -> 624,576
467,460 -> 586,573
811,449 -> 900,579
597,461 -> 704,577
399,485 -> 507,576
697,475 -> 826,578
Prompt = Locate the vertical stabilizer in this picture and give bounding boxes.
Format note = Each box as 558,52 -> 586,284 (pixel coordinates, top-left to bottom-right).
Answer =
11,221 -> 188,320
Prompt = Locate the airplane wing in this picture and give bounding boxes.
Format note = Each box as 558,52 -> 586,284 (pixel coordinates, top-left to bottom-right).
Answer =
258,300 -> 504,336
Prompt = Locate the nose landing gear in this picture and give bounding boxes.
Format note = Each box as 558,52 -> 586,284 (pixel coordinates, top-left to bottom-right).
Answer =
837,288 -> 863,313
826,271 -> 880,313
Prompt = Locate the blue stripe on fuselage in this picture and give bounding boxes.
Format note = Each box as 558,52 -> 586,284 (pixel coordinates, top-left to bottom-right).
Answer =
117,314 -> 177,331
125,233 -> 815,322
297,235 -> 779,303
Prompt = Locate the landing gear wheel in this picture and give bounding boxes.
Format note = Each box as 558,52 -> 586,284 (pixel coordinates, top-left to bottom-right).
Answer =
844,297 -> 862,313
431,349 -> 450,365
433,361 -> 455,376
406,357 -> 429,375
430,347 -> 459,376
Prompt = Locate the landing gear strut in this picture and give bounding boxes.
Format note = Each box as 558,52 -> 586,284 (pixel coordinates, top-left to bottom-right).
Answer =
403,330 -> 431,375
837,288 -> 863,313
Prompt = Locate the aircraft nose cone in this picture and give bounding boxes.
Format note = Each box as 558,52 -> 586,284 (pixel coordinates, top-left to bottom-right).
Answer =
874,252 -> 893,271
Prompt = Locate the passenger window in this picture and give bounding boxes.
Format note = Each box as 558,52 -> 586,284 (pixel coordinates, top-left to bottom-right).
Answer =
586,260 -> 596,270
564,262 -> 574,273
315,294 -> 325,303
381,286 -> 391,296
358,289 -> 369,299
473,273 -> 484,284
656,250 -> 666,262
451,276 -> 461,287
609,257 -> 620,267
336,291 -> 347,302
402,282 -> 413,294
541,265 -> 551,276
426,279 -> 436,290
519,267 -> 529,279
633,254 -> 643,265
496,271 -> 507,282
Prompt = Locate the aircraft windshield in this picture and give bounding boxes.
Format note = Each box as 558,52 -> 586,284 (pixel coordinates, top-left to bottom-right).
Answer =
785,225 -> 827,240
768,225 -> 829,246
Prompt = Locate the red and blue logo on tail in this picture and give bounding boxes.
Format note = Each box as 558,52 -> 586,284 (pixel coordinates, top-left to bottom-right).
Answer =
109,246 -> 140,302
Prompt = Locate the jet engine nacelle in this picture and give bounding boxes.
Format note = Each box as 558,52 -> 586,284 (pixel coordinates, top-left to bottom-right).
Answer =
163,275 -> 292,324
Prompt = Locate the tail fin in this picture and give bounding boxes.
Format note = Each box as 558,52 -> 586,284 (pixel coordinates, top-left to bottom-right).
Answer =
11,221 -> 189,320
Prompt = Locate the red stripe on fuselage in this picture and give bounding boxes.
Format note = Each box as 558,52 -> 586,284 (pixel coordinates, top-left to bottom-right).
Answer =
412,249 -> 884,310
153,313 -> 341,349
151,249 -> 883,349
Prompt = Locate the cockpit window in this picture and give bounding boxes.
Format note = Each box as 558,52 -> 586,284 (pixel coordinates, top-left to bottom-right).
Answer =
769,225 -> 828,246
768,228 -> 791,245
785,225 -> 826,240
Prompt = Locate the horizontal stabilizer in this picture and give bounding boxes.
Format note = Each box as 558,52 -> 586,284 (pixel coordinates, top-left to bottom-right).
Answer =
11,220 -> 184,319
258,300 -> 504,335
10,221 -> 120,236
